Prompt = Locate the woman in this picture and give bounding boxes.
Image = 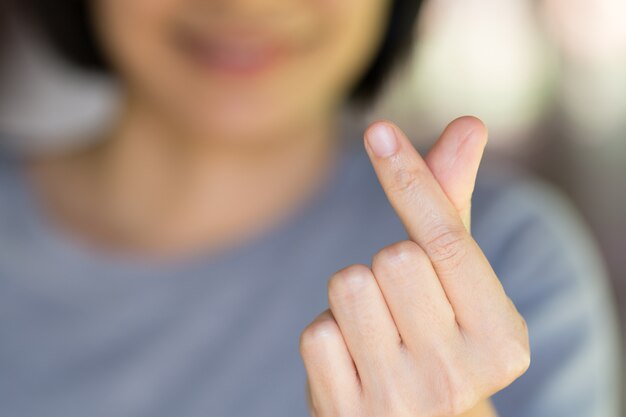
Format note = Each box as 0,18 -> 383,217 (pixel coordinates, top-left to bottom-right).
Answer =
0,0 -> 620,416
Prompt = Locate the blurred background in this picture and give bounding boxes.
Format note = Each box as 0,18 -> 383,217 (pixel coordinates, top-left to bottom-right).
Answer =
0,0 -> 625,395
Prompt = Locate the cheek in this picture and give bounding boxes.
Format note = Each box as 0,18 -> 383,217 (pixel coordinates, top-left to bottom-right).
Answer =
93,0 -> 182,101
94,0 -> 174,55
93,0 -> 195,88
297,0 -> 391,102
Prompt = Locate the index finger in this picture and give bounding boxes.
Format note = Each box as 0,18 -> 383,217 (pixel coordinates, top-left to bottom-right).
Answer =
363,121 -> 511,329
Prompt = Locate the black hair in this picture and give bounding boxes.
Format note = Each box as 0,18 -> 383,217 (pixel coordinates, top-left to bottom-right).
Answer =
19,0 -> 423,105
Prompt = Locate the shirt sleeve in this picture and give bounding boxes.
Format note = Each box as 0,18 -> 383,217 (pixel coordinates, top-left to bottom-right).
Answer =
472,174 -> 622,417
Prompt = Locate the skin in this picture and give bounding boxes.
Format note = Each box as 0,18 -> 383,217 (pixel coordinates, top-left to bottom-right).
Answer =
30,0 -> 390,253
27,0 -> 529,415
300,117 -> 530,417
91,0 -> 390,145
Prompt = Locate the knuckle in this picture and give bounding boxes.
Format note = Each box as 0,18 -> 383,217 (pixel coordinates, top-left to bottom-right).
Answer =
391,166 -> 427,198
367,377 -> 421,417
299,314 -> 340,355
327,264 -> 375,303
380,395 -> 414,417
425,225 -> 469,269
483,316 -> 531,389
518,314 -> 530,339
426,351 -> 478,416
438,373 -> 478,417
373,240 -> 426,269
384,397 -> 433,417
499,332 -> 531,382
513,344 -> 532,378
446,390 -> 478,416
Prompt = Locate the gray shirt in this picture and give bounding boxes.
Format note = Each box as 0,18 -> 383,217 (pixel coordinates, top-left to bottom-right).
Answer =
0,139 -> 621,417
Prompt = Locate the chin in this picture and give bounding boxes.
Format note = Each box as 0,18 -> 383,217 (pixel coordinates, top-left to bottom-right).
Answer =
186,104 -> 296,147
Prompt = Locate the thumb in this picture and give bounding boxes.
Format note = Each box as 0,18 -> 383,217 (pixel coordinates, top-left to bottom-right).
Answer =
424,116 -> 488,232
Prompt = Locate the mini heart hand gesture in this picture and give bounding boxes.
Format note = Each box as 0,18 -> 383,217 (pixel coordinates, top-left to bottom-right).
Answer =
300,117 -> 530,417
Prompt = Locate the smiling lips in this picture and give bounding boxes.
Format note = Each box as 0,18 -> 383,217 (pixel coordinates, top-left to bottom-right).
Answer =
175,29 -> 289,77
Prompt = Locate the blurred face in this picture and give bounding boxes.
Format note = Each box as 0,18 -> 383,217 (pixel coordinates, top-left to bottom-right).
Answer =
92,0 -> 391,143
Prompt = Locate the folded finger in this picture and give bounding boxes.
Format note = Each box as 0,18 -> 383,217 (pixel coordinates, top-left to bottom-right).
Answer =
371,240 -> 459,352
327,264 -> 403,389
299,309 -> 361,416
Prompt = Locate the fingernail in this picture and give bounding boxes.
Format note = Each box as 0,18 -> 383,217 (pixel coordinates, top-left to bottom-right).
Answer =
367,124 -> 398,158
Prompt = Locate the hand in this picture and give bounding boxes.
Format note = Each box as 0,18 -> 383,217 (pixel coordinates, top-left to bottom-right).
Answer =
299,117 -> 530,417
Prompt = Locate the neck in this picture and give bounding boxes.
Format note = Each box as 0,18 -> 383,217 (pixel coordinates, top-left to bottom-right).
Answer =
35,95 -> 342,256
